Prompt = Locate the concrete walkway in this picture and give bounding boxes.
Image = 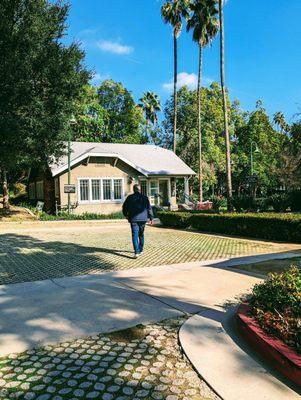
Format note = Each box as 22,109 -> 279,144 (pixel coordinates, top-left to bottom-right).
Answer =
179,308 -> 300,400
1,252 -> 300,398
1,251 -> 299,357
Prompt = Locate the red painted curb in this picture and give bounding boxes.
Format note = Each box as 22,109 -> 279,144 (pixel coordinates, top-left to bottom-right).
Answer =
236,302 -> 301,387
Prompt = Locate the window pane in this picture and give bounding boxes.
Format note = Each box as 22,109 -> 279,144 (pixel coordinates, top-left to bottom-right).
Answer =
150,181 -> 158,196
140,181 -> 147,196
103,179 -> 112,200
91,179 -> 101,201
113,179 -> 122,200
80,179 -> 89,201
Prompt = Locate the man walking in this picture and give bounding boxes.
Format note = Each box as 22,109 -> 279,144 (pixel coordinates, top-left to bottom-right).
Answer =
122,184 -> 153,258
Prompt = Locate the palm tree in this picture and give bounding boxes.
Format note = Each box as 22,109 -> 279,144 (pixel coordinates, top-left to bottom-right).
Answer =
218,0 -> 232,210
273,111 -> 289,134
139,91 -> 161,140
161,0 -> 190,154
187,0 -> 219,203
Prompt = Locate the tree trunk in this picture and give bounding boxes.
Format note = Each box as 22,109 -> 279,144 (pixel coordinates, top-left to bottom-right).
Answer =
197,44 -> 203,203
219,0 -> 233,211
173,32 -> 178,154
2,168 -> 9,210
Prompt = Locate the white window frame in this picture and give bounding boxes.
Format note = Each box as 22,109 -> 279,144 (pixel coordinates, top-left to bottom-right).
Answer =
77,177 -> 124,205
78,178 -> 90,204
139,179 -> 148,197
91,178 -> 102,203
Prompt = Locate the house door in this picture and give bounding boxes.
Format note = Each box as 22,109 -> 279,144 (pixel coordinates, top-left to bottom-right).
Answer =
159,180 -> 169,206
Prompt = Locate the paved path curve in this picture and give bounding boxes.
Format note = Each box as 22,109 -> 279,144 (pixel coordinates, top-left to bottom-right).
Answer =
179,308 -> 301,400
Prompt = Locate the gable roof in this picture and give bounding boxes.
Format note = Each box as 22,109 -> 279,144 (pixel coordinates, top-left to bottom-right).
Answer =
49,142 -> 196,177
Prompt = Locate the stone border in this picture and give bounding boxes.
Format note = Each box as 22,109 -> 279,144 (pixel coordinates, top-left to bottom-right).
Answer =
236,302 -> 301,387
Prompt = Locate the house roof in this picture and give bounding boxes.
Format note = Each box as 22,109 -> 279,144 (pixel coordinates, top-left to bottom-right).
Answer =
49,142 -> 196,177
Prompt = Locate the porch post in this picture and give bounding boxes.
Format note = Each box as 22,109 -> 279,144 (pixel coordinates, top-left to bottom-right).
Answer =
184,176 -> 189,204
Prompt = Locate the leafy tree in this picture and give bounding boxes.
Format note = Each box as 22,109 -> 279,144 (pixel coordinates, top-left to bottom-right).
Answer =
235,103 -> 285,193
163,83 -> 242,196
72,85 -> 107,142
218,0 -> 233,210
97,80 -> 146,144
0,0 -> 90,208
161,0 -> 190,153
187,0 -> 219,202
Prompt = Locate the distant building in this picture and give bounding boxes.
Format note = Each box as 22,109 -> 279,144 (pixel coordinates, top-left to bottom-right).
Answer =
28,142 -> 195,214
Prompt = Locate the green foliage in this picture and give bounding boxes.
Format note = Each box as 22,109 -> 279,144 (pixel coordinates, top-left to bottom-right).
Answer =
234,105 -> 285,190
39,211 -> 125,221
157,211 -> 301,243
290,190 -> 301,212
161,0 -> 190,38
210,195 -> 226,211
250,267 -> 301,352
186,0 -> 219,47
0,0 -> 90,170
163,84 -> 245,194
72,85 -> 107,142
97,80 -> 146,144
232,195 -> 257,212
268,193 -> 290,212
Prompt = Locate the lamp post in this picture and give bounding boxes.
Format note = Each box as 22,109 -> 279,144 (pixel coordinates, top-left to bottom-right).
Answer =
67,115 -> 77,214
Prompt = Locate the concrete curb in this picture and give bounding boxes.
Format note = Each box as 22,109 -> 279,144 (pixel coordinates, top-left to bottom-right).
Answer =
178,308 -> 300,400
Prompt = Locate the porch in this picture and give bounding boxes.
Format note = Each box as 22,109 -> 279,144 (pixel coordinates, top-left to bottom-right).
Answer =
138,176 -> 191,209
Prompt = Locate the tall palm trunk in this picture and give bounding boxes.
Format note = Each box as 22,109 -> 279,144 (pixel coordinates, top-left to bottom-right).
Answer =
2,168 -> 9,210
219,0 -> 232,210
173,32 -> 178,154
197,44 -> 203,203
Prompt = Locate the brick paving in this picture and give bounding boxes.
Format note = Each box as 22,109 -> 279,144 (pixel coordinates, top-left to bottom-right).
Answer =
0,223 -> 295,285
0,317 -> 219,400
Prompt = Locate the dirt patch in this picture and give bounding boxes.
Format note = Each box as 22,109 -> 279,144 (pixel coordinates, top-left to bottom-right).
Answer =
0,204 -> 35,222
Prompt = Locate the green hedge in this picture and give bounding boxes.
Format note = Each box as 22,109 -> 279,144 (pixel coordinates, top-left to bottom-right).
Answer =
157,211 -> 301,243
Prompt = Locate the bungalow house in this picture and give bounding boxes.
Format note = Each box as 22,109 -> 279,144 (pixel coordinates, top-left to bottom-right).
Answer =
28,142 -> 196,214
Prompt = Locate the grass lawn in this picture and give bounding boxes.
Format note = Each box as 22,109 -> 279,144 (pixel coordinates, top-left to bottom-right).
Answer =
233,257 -> 301,275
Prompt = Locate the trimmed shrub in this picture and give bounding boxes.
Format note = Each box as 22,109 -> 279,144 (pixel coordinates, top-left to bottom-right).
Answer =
250,266 -> 301,352
290,190 -> 301,212
157,211 -> 192,229
39,211 -> 125,221
157,211 -> 301,243
268,193 -> 290,212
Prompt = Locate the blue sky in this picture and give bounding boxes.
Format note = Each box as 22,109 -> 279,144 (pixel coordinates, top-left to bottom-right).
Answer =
67,0 -> 301,122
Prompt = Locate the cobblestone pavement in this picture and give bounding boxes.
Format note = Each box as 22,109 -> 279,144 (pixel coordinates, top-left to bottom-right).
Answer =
0,223 -> 296,285
0,317 -> 219,400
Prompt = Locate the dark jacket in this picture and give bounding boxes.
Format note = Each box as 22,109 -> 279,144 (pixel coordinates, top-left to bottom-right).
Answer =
122,192 -> 153,223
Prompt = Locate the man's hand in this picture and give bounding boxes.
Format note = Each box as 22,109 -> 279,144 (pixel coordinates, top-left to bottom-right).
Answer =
148,219 -> 153,225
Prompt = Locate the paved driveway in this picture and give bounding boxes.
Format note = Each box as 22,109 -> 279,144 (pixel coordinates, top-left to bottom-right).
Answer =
0,221 -> 299,285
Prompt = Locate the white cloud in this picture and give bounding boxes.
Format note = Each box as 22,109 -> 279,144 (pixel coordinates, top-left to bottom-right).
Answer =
90,72 -> 110,85
163,72 -> 214,91
97,40 -> 133,55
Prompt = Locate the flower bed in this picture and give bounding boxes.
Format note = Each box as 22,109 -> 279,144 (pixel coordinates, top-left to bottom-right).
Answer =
237,266 -> 301,387
237,302 -> 301,387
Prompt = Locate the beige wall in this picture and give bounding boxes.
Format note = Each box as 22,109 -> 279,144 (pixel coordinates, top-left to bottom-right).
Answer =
58,157 -> 139,215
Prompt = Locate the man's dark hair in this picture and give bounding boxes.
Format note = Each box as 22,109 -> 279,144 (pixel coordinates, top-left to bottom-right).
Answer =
133,184 -> 141,193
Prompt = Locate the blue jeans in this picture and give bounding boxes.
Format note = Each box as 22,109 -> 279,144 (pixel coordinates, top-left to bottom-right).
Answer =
130,222 -> 146,254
